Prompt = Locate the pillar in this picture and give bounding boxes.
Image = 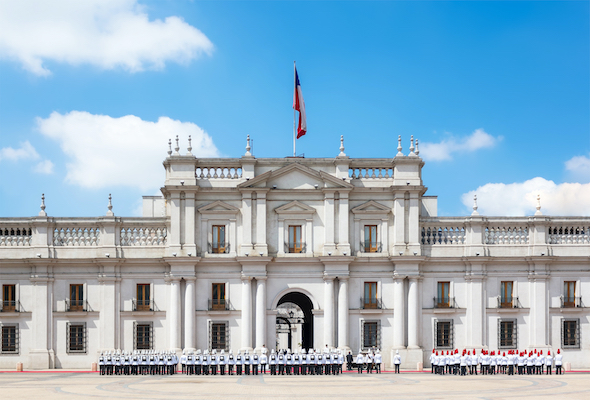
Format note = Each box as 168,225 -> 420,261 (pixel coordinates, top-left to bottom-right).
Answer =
184,278 -> 195,350
407,277 -> 420,349
241,275 -> 252,350
169,278 -> 181,351
255,192 -> 267,255
393,276 -> 405,348
466,276 -> 485,348
324,192 -> 336,255
240,192 -> 253,255
337,193 -> 350,255
324,276 -> 335,347
337,277 -> 349,349
255,278 -> 267,349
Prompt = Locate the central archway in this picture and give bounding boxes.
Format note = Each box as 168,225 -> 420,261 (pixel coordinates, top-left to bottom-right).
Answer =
276,292 -> 314,351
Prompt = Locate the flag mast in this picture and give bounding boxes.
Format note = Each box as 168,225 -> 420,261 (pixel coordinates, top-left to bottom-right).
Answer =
293,61 -> 297,157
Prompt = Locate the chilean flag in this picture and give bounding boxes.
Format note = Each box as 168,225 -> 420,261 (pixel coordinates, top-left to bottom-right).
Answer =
293,67 -> 307,138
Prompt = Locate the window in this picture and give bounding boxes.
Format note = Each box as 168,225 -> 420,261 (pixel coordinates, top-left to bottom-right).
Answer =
562,319 -> 580,349
211,283 -> 226,310
435,320 -> 453,349
500,281 -> 513,308
69,284 -> 84,311
363,282 -> 378,309
437,282 -> 450,308
1,324 -> 18,354
498,319 -> 517,349
364,225 -> 378,252
67,323 -> 86,353
361,320 -> 381,350
134,322 -> 153,350
136,284 -> 151,311
2,284 -> 16,312
564,281 -> 576,308
212,225 -> 226,253
209,321 -> 229,351
288,225 -> 303,253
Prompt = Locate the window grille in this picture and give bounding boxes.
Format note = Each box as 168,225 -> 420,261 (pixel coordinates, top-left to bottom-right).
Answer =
435,319 -> 453,349
361,320 -> 381,350
67,322 -> 87,353
134,321 -> 153,350
498,319 -> 517,349
209,321 -> 229,351
1,324 -> 19,354
562,318 -> 580,349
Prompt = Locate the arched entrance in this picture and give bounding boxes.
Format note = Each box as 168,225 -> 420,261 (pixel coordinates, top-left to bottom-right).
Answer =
276,292 -> 314,351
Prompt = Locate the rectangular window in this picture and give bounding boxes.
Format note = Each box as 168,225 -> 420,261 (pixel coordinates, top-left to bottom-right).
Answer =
498,319 -> 517,349
564,281 -> 576,308
435,320 -> 453,349
136,284 -> 151,311
212,225 -> 226,253
437,282 -> 450,308
562,319 -> 580,349
363,282 -> 378,309
209,321 -> 229,351
134,322 -> 153,350
2,284 -> 16,312
288,225 -> 302,253
211,283 -> 226,310
1,324 -> 18,354
500,281 -> 513,308
362,320 -> 381,350
69,284 -> 84,311
364,225 -> 378,252
67,323 -> 86,353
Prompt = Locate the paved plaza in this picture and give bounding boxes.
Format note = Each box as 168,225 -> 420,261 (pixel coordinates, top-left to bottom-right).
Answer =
0,370 -> 588,400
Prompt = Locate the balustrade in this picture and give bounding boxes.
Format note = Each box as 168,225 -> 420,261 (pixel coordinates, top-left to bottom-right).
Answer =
548,226 -> 590,244
485,226 -> 529,245
53,227 -> 100,246
120,227 -> 167,246
421,226 -> 465,245
0,226 -> 31,246
196,167 -> 242,179
349,167 -> 393,179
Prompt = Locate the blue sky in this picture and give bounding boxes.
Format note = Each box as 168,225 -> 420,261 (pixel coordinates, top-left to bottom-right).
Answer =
0,0 -> 588,218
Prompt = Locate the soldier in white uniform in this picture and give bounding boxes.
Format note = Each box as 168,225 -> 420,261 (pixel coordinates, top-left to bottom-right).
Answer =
180,350 -> 187,374
293,350 -> 301,375
545,350 -> 553,374
202,350 -> 210,375
236,350 -> 243,375
269,349 -> 277,375
244,350 -> 251,375
277,351 -> 285,375
555,349 -> 563,374
186,351 -> 194,375
195,350 -> 202,375
98,352 -> 105,375
219,350 -> 227,375
228,349 -> 235,375
252,351 -> 260,375
260,348 -> 268,374
210,349 -> 218,375
393,350 -> 401,373
355,350 -> 364,374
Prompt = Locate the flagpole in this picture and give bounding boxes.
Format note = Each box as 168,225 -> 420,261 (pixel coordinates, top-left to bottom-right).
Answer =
293,61 -> 296,157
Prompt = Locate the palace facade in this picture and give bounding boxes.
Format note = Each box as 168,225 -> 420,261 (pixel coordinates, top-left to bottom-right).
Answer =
1,136 -> 588,369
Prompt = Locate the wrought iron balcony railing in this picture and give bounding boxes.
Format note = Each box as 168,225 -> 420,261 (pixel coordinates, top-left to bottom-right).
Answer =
433,297 -> 457,309
561,296 -> 583,308
132,299 -> 156,312
360,297 -> 383,309
285,242 -> 306,254
208,242 -> 230,254
0,300 -> 22,312
497,296 -> 521,308
359,242 -> 382,253
65,299 -> 91,312
208,299 -> 231,311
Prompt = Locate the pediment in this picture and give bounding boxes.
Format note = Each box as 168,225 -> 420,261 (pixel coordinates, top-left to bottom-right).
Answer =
275,200 -> 316,215
351,200 -> 391,215
198,200 -> 239,215
238,163 -> 353,190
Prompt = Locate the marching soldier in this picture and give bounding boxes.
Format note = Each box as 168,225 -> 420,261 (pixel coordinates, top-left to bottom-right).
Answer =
98,352 -> 105,375
252,350 -> 260,375
355,350 -> 364,374
203,350 -> 210,375
278,351 -> 285,375
228,349 -> 235,375
210,349 -> 218,375
236,350 -> 243,375
187,351 -> 194,375
269,349 -> 277,375
545,350 -> 553,374
374,350 -> 382,374
180,350 -> 187,374
260,348 -> 268,374
555,349 -> 563,374
195,350 -> 202,375
219,350 -> 227,375
244,350 -> 251,375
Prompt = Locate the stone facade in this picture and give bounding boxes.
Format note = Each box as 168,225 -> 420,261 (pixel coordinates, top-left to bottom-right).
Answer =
0,136 -> 588,369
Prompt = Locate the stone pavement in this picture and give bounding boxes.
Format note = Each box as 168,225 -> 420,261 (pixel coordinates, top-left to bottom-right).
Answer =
0,370 -> 588,399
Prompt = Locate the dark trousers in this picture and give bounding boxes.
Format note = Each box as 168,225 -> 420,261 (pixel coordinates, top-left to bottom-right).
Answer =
395,364 -> 400,373
236,365 -> 242,375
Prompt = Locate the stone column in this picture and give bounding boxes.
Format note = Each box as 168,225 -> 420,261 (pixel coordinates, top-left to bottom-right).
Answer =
337,277 -> 349,349
255,192 -> 267,255
324,276 -> 335,347
337,192 -> 350,255
184,278 -> 196,350
240,192 -> 253,255
466,275 -> 485,348
324,191 -> 336,255
407,277 -> 420,349
530,273 -> 548,347
255,277 -> 267,350
241,275 -> 252,350
393,276 -> 405,348
169,278 -> 181,351
168,192 -> 182,255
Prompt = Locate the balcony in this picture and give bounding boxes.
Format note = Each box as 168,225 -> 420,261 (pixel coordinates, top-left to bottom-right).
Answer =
497,296 -> 520,309
208,299 -> 231,311
359,242 -> 382,253
0,300 -> 22,312
285,242 -> 306,254
133,299 -> 156,312
433,297 -> 457,309
208,242 -> 230,254
561,296 -> 583,308
66,299 -> 91,312
361,297 -> 383,310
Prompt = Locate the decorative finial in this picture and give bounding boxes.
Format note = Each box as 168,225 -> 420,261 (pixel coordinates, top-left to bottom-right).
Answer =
39,193 -> 46,216
245,134 -> 252,156
174,135 -> 180,154
107,194 -> 114,216
415,139 -> 419,156
167,139 -> 172,156
409,135 -> 415,155
396,135 -> 403,156
338,135 -> 346,156
535,194 -> 542,215
187,135 -> 192,155
471,194 -> 479,215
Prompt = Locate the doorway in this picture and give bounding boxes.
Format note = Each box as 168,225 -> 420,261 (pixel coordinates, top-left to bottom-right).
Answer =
276,291 -> 314,351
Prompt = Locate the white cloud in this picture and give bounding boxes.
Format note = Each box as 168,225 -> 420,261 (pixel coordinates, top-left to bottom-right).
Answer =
36,111 -> 220,190
420,129 -> 501,161
33,159 -> 55,174
565,153 -> 590,183
0,0 -> 213,76
0,141 -> 39,161
462,177 -> 590,216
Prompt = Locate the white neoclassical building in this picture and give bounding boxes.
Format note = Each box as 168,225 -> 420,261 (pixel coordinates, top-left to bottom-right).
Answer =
1,135 -> 588,369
